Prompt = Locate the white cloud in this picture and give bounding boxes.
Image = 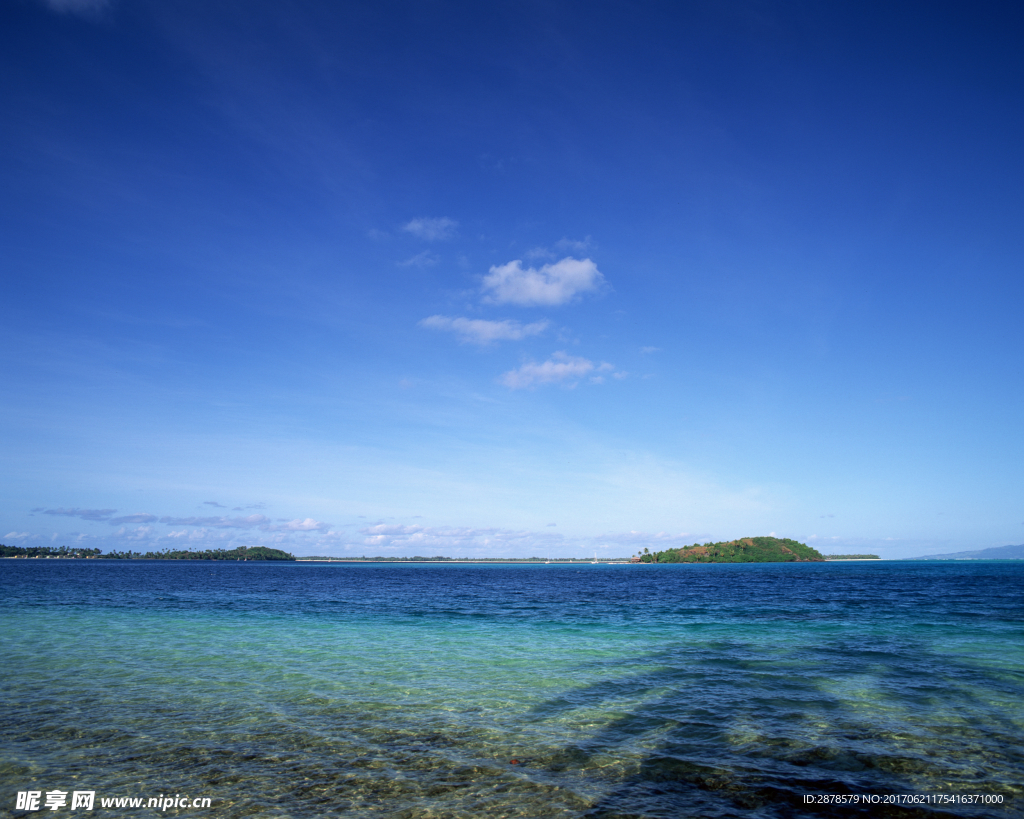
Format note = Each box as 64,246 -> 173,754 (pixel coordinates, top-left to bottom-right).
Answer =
149,514 -> 330,534
109,525 -> 157,542
358,524 -> 563,553
640,346 -> 660,354
501,351 -> 615,389
398,250 -> 439,267
348,523 -> 714,558
482,257 -> 605,306
555,236 -> 592,253
269,518 -> 330,532
158,514 -> 272,529
526,237 -> 592,260
596,531 -> 702,547
362,524 -> 421,535
167,529 -> 212,541
403,217 -> 458,241
419,315 -> 549,345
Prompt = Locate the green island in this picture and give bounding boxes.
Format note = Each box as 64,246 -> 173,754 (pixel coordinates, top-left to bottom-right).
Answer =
636,536 -> 825,563
1,544 -> 295,561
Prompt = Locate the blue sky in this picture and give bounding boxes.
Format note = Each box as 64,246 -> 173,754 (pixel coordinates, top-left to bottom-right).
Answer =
2,0 -> 1022,558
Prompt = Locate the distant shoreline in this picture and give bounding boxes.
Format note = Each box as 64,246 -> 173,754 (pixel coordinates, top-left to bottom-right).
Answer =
9,555 -> 1024,563
294,558 -> 635,564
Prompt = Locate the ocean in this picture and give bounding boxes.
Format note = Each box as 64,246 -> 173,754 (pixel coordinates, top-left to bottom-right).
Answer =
1,560 -> 1021,818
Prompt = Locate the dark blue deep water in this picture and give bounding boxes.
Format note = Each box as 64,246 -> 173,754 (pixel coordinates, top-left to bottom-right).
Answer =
2,560 -> 1022,818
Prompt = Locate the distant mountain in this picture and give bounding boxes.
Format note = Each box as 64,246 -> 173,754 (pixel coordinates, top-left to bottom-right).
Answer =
909,544 -> 1024,560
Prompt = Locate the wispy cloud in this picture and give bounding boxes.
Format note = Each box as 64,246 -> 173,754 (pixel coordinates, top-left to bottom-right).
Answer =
269,518 -> 330,532
403,217 -> 458,241
501,352 -> 614,389
158,514 -> 272,529
108,525 -> 156,543
359,524 -> 563,553
109,514 -> 158,525
640,346 -> 660,354
398,250 -> 439,267
595,531 -> 701,548
361,524 -> 426,538
352,523 -> 700,557
30,498 -> 326,540
37,0 -> 109,16
153,514 -> 331,533
419,315 -> 549,345
482,257 -> 605,306
231,502 -> 267,511
39,508 -> 162,526
590,368 -> 627,384
39,507 -> 117,521
526,237 -> 593,260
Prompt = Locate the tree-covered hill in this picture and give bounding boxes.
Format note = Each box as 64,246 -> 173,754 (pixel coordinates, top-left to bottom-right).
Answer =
641,536 -> 824,563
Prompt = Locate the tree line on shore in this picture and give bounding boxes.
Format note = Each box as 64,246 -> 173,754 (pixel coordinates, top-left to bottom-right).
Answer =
822,554 -> 881,560
1,544 -> 295,561
0,544 -> 102,558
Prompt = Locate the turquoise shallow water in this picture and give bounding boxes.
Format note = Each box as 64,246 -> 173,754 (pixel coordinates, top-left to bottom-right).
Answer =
1,561 -> 1022,818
